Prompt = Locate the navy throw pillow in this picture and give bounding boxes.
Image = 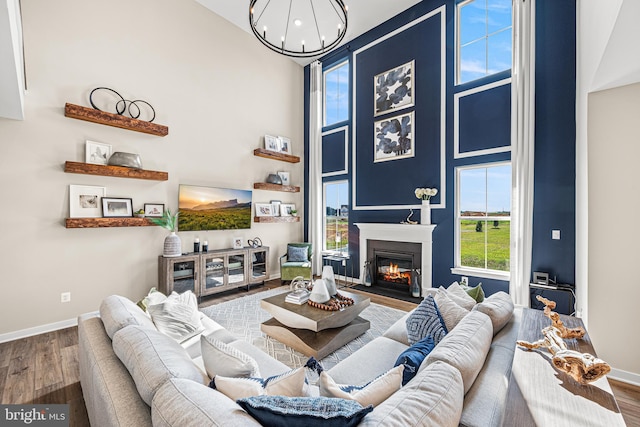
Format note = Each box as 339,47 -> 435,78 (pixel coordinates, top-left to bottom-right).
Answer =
287,245 -> 309,262
394,335 -> 435,386
236,395 -> 373,427
405,294 -> 448,345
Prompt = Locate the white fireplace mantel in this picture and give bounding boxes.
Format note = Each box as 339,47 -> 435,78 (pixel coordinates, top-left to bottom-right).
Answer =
355,223 -> 436,296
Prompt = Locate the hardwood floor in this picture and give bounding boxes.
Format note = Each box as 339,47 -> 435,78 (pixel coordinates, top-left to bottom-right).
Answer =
1,280 -> 638,427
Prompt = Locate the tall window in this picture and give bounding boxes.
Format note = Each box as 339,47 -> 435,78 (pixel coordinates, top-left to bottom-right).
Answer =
457,0 -> 512,84
323,61 -> 349,127
456,163 -> 511,275
323,180 -> 349,254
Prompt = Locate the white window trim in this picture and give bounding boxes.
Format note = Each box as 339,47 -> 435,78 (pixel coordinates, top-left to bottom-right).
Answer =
454,161 -> 511,279
323,60 -> 349,128
322,180 -> 349,254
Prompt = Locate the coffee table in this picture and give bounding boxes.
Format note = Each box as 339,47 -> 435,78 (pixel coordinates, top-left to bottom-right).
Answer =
260,290 -> 370,359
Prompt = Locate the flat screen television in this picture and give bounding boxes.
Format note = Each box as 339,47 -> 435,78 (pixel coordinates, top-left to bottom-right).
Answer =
178,185 -> 252,231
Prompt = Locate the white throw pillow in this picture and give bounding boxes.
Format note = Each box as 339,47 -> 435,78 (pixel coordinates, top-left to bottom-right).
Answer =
318,365 -> 404,407
446,282 -> 477,310
211,367 -> 309,401
201,333 -> 260,379
148,290 -> 204,343
434,287 -> 469,332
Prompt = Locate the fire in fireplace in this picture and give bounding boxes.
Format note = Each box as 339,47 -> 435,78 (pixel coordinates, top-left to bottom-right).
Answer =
378,260 -> 412,284
366,240 -> 422,294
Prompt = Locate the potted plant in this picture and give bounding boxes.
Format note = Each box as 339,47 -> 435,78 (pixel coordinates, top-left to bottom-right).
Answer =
148,209 -> 181,257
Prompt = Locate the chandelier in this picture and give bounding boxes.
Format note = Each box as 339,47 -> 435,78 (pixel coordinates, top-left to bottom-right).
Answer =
249,0 -> 348,58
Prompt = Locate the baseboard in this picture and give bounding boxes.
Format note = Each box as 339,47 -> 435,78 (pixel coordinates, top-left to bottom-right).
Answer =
0,311 -> 99,344
608,368 -> 640,387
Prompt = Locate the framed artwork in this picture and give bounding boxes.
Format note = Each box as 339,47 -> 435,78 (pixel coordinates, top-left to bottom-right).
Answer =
374,60 -> 414,116
270,200 -> 281,216
278,136 -> 291,154
85,140 -> 112,165
102,197 -> 133,217
277,171 -> 290,186
264,135 -> 281,152
255,203 -> 273,217
144,203 -> 164,217
374,111 -> 415,163
233,237 -> 243,249
280,203 -> 296,217
69,185 -> 106,218
178,185 -> 252,231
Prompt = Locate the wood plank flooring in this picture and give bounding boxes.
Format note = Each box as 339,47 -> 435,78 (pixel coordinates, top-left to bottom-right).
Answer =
0,280 -> 638,427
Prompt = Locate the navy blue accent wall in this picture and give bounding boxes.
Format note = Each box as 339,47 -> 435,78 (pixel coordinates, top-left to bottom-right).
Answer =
322,130 -> 348,174
303,0 -> 577,295
531,0 -> 577,285
458,83 -> 511,154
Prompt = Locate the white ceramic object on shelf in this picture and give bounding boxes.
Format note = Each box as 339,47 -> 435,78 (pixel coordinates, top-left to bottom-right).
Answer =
309,279 -> 330,304
421,199 -> 431,225
322,265 -> 337,296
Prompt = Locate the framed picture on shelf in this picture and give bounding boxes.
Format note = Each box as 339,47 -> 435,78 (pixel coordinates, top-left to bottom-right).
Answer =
69,185 -> 106,218
144,203 -> 164,217
255,203 -> 273,217
233,237 -> 243,249
374,60 -> 415,116
374,111 -> 415,163
102,197 -> 133,218
280,203 -> 296,217
264,135 -> 281,152
85,140 -> 112,165
277,171 -> 290,186
270,200 -> 281,216
278,136 -> 291,154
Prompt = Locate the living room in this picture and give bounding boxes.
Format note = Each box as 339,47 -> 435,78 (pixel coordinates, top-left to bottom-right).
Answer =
1,0 -> 639,425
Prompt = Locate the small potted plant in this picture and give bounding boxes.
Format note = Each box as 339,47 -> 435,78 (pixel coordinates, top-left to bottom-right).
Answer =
148,209 -> 181,257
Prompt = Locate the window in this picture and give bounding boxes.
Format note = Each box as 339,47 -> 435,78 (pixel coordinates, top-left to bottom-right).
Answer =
323,180 -> 349,254
323,61 -> 349,127
457,0 -> 512,84
455,163 -> 511,277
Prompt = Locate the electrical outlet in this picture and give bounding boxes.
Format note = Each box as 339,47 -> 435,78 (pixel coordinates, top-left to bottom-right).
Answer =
461,276 -> 469,287
61,292 -> 71,303
552,229 -> 561,240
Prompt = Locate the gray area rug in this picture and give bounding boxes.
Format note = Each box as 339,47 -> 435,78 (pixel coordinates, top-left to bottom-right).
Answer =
201,288 -> 407,371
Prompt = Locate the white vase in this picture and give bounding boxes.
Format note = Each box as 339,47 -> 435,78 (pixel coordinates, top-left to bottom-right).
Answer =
163,231 -> 182,257
421,200 -> 431,225
322,266 -> 337,296
310,279 -> 331,303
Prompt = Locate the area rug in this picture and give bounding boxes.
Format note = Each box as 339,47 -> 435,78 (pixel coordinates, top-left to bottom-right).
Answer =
201,288 -> 407,371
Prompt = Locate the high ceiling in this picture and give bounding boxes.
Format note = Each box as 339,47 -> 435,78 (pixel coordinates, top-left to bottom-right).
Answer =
195,0 -> 422,65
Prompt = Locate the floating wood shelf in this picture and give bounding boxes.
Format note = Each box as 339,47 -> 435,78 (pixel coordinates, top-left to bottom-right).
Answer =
254,216 -> 300,223
253,182 -> 300,193
64,161 -> 168,181
65,217 -> 156,228
253,148 -> 300,163
64,103 -> 169,136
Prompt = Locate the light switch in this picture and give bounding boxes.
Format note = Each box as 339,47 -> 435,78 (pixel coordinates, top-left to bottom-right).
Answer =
552,230 -> 561,240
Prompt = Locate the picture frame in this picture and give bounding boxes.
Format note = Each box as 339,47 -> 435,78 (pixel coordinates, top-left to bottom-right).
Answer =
69,185 -> 106,218
264,135 -> 281,152
85,140 -> 113,165
102,197 -> 133,218
270,200 -> 281,216
233,237 -> 243,249
374,111 -> 415,163
280,203 -> 296,217
255,203 -> 274,217
374,60 -> 415,116
278,136 -> 292,154
277,171 -> 290,186
144,203 -> 164,217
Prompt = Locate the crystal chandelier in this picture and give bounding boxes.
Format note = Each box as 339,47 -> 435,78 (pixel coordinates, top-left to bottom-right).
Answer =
249,0 -> 348,58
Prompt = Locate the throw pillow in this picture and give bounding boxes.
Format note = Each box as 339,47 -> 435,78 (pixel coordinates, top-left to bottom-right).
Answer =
405,294 -> 448,345
147,291 -> 204,343
200,333 -> 260,379
447,282 -> 477,310
472,291 -> 514,335
287,245 -> 309,262
463,283 -> 485,303
236,396 -> 373,427
136,287 -> 167,312
393,335 -> 436,386
318,365 -> 404,407
210,367 -> 309,401
434,287 -> 470,332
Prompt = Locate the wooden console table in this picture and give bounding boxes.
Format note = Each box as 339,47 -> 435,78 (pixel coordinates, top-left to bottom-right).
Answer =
504,308 -> 625,426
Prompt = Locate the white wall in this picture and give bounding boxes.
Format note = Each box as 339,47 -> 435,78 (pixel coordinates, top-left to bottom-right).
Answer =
0,0 -> 304,335
588,82 -> 640,379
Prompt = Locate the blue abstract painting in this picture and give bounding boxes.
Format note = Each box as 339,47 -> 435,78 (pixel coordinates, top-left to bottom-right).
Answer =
374,111 -> 414,163
374,60 -> 414,116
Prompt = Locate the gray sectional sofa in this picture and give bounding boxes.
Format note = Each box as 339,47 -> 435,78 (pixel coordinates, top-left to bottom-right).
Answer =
78,290 -> 519,426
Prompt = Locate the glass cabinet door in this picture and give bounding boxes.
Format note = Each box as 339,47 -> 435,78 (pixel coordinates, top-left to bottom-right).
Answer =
251,249 -> 267,281
203,256 -> 225,293
172,260 -> 197,294
227,253 -> 246,285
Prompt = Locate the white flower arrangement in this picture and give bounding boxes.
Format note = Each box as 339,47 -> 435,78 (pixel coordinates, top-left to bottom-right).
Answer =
415,187 -> 438,200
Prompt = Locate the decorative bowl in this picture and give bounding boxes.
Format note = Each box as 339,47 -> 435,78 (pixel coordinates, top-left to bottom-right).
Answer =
108,152 -> 143,169
266,173 -> 283,185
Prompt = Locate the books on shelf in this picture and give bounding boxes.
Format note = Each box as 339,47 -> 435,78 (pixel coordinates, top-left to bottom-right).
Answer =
285,290 -> 310,305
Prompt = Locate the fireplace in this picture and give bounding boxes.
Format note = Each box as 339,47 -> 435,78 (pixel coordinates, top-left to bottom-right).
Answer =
367,240 -> 421,292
